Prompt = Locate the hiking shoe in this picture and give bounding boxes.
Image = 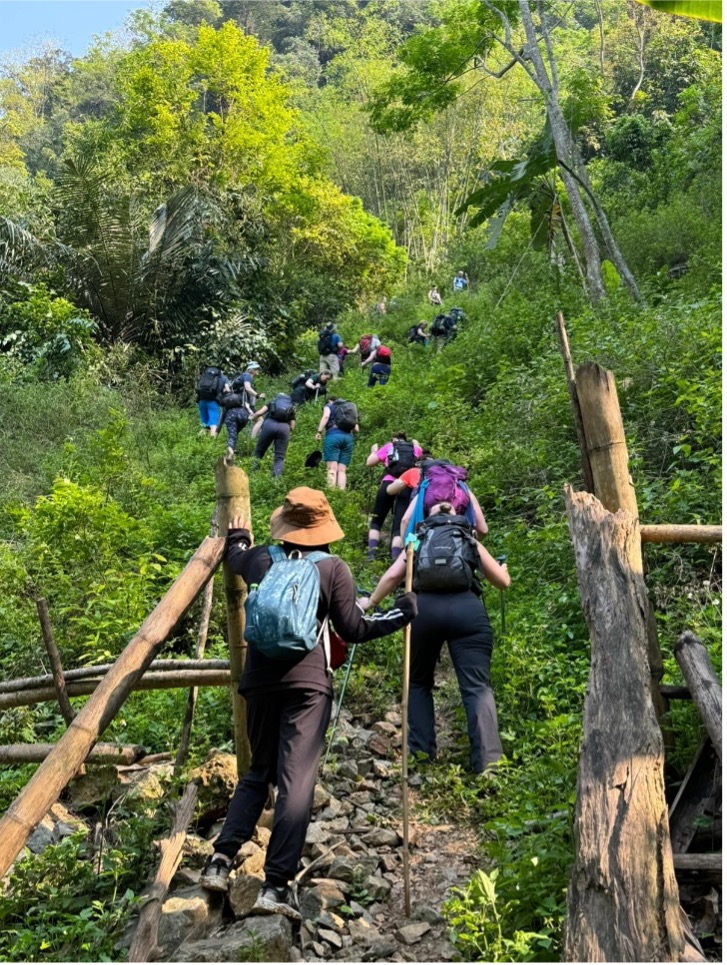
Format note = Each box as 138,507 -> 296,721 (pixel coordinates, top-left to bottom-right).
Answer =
200,855 -> 232,892
251,884 -> 302,921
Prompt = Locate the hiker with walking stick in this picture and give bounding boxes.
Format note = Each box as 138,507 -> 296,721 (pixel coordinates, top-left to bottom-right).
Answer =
200,488 -> 417,917
358,500 -> 509,775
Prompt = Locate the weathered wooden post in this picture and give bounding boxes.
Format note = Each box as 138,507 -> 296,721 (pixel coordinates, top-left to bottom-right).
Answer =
674,631 -> 722,764
575,361 -> 668,726
0,536 -> 224,879
562,487 -> 684,961
215,458 -> 252,776
555,312 -> 594,493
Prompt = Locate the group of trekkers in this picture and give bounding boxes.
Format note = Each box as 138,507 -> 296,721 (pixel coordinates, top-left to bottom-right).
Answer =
196,297 -> 510,922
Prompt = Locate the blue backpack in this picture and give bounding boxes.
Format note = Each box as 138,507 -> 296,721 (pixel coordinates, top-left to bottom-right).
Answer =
245,547 -> 333,662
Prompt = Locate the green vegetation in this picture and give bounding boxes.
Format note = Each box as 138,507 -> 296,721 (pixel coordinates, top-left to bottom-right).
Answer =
0,1 -> 720,961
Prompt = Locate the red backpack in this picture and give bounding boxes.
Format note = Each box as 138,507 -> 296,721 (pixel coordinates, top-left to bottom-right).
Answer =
376,345 -> 391,363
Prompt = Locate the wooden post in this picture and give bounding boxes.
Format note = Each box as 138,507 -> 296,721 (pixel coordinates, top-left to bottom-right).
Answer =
674,631 -> 722,763
0,743 -> 147,765
575,361 -> 667,726
555,313 -> 594,493
215,458 -> 252,776
0,669 -> 231,710
36,598 -> 75,725
0,535 -> 224,880
128,782 -> 198,962
562,487 -> 684,962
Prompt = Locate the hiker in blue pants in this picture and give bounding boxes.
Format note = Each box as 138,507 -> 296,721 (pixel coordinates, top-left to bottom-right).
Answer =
359,501 -> 509,774
200,488 -> 417,916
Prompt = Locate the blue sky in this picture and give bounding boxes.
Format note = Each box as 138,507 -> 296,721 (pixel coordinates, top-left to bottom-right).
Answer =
0,0 -> 154,59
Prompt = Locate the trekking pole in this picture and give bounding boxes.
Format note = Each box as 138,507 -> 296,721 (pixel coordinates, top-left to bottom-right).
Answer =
497,554 -> 507,636
401,541 -> 415,917
322,643 -> 357,770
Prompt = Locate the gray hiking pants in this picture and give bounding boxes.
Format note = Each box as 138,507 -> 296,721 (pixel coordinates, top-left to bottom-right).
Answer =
253,419 -> 291,476
409,591 -> 503,773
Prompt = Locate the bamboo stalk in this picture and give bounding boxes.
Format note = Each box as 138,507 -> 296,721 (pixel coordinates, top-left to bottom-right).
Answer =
0,535 -> 224,880
0,659 -> 231,695
36,598 -> 75,725
128,782 -> 198,962
400,542 -> 415,918
640,524 -> 722,544
215,458 -> 252,777
0,743 -> 146,765
0,670 -> 232,710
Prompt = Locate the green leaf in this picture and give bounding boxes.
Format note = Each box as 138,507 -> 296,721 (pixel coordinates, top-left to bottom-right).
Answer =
634,1 -> 722,22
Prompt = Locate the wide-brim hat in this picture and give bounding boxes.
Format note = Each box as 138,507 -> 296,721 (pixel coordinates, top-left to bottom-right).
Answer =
270,487 -> 344,546
246,361 -> 261,370
305,450 -> 323,468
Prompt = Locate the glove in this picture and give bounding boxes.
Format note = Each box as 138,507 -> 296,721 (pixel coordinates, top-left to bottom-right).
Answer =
392,591 -> 418,622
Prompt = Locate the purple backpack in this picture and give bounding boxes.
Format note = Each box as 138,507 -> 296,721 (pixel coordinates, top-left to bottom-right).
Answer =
422,463 -> 471,515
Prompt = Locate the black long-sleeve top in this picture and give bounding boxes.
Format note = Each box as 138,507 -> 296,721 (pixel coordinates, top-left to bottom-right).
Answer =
226,529 -> 417,696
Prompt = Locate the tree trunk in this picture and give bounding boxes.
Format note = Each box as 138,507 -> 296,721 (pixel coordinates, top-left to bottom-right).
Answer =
674,631 -> 722,763
0,535 -> 224,880
562,487 -> 684,962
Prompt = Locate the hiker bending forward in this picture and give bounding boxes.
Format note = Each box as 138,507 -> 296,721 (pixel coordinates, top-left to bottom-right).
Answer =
201,488 -> 417,916
359,502 -> 509,774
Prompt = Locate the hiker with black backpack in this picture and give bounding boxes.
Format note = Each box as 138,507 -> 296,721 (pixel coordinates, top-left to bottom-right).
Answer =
291,370 -> 331,406
398,459 -> 489,541
317,323 -> 343,379
362,342 -> 392,387
407,321 -> 428,346
200,488 -> 417,914
231,361 -> 265,404
315,396 -> 359,490
358,501 -> 509,774
220,390 -> 255,459
364,432 -> 422,562
250,393 -> 297,477
196,365 -> 229,437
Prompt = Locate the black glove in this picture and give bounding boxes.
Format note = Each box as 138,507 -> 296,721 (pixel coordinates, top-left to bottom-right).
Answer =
392,591 -> 418,622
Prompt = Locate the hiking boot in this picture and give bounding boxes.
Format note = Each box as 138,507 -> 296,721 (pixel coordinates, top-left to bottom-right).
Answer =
251,884 -> 302,921
200,855 -> 232,892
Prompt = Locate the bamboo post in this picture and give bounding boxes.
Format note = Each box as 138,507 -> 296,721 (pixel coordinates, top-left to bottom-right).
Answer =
215,458 -> 252,776
0,659 -> 231,694
0,669 -> 231,710
562,487 -> 684,962
674,631 -> 722,763
0,535 -> 224,880
574,361 -> 667,726
128,782 -> 198,962
36,598 -> 75,725
555,312 -> 594,493
0,743 -> 146,765
640,524 -> 722,544
400,542 -> 415,918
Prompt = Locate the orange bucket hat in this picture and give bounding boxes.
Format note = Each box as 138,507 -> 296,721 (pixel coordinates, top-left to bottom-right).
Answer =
270,487 -> 344,546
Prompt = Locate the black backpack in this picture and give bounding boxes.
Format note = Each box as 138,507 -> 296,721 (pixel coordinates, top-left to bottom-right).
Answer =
388,440 -> 417,478
407,325 -> 419,342
291,370 -> 316,390
197,366 -> 222,401
268,393 -> 296,423
431,314 -> 448,336
221,392 -> 246,410
413,516 -> 480,594
332,400 -> 357,432
318,329 -> 335,355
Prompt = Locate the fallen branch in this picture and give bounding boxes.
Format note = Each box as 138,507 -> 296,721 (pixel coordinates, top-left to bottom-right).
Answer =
0,659 -> 230,695
640,524 -> 722,544
128,782 -> 198,962
36,598 -> 75,725
0,742 -> 146,765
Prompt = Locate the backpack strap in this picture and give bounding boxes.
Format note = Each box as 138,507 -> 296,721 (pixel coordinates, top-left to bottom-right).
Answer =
268,545 -> 287,563
459,483 -> 476,525
404,479 -> 429,541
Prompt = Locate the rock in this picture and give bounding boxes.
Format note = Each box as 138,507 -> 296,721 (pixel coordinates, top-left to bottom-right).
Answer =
336,761 -> 360,782
171,916 -> 292,962
412,902 -> 443,925
384,711 -> 401,726
304,823 -> 329,846
172,867 -> 201,887
236,840 -> 260,860
298,880 -> 346,919
328,856 -> 381,883
372,760 -> 392,778
158,894 -> 209,951
182,834 -> 214,869
310,941 -> 327,958
372,721 -> 398,737
339,800 -> 354,816
120,770 -> 165,803
381,855 -> 398,873
364,875 -> 392,901
319,928 -> 343,950
323,817 -> 350,833
408,774 -> 423,788
290,948 -> 304,962
258,808 -> 274,831
362,938 -> 398,961
348,791 -> 372,806
228,873 -> 263,918
26,820 -> 54,854
27,803 -> 87,854
361,829 -> 398,848
395,922 -> 431,945
253,826 -> 271,848
241,849 -> 266,877
356,757 -> 374,777
67,766 -> 119,809
189,751 -> 239,810
320,797 -> 342,820
349,901 -> 372,920
318,910 -> 345,930
312,784 -> 331,811
367,735 -> 391,757
347,917 -> 381,947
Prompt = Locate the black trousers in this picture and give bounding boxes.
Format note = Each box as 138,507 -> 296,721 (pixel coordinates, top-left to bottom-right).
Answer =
253,420 -> 291,476
369,480 -> 395,532
409,591 -> 503,773
213,688 -> 332,886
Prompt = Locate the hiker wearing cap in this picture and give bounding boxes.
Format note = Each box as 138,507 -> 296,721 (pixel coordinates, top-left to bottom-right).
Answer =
359,501 -> 509,775
365,433 -> 422,562
250,393 -> 297,477
317,323 -> 343,379
200,488 -> 417,916
315,396 -> 359,490
232,361 -> 264,402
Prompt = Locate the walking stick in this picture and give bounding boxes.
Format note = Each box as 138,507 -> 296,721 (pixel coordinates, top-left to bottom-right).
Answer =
322,643 -> 357,770
401,541 -> 415,917
496,555 -> 507,636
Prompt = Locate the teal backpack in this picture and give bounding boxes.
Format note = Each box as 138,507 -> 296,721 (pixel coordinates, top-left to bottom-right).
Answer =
245,547 -> 333,662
